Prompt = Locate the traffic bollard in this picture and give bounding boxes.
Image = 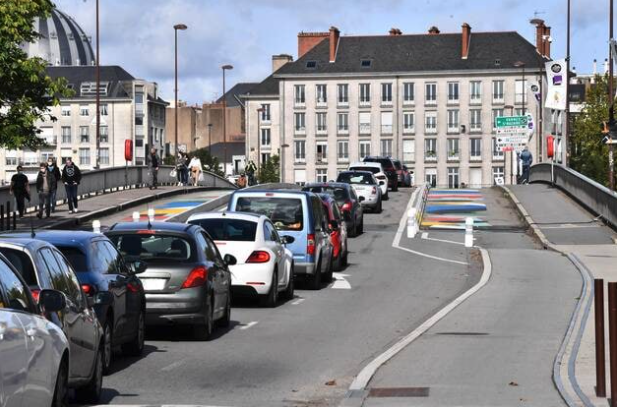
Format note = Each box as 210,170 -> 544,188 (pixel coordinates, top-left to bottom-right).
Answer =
608,282 -> 617,407
464,217 -> 474,248
407,208 -> 417,238
92,220 -> 101,234
147,208 -> 155,223
596,279 -> 606,397
132,211 -> 140,222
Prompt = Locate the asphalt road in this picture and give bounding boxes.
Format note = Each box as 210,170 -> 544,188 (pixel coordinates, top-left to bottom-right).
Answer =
90,188 -> 482,407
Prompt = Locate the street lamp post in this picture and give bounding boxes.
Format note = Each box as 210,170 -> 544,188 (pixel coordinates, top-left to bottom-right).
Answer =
174,23 -> 188,166
609,0 -> 615,191
95,0 -> 100,169
221,64 -> 233,176
514,61 -> 526,184
256,107 -> 265,176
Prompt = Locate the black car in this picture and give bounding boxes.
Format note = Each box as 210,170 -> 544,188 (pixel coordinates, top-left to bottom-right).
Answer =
0,237 -> 106,403
363,156 -> 399,191
302,182 -> 364,237
105,222 -> 235,340
3,230 -> 148,373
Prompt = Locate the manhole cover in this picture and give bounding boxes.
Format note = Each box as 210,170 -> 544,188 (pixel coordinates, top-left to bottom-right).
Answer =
368,387 -> 429,397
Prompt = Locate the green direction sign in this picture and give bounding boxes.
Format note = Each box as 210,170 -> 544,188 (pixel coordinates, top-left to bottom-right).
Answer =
495,115 -> 529,128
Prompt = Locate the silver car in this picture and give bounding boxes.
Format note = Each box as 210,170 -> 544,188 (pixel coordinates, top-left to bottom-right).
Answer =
336,170 -> 383,213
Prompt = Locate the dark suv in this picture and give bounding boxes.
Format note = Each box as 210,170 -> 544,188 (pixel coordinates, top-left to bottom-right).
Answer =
302,182 -> 364,237
363,156 -> 398,191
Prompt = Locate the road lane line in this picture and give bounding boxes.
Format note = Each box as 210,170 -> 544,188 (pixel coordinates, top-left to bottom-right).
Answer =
331,273 -> 352,289
421,232 -> 429,239
240,321 -> 258,330
291,298 -> 305,305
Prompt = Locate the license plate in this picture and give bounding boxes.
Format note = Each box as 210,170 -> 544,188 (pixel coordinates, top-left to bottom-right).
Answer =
140,278 -> 167,291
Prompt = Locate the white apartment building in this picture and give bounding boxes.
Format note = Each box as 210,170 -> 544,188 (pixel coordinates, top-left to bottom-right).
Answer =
246,24 -> 553,187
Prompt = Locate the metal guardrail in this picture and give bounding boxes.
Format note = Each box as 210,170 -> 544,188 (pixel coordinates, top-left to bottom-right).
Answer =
0,165 -> 235,221
529,163 -> 617,230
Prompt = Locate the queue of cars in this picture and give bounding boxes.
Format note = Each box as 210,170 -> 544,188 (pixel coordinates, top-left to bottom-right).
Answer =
0,155 -> 410,406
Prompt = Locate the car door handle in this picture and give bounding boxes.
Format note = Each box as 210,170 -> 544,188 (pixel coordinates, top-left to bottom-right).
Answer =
26,327 -> 36,339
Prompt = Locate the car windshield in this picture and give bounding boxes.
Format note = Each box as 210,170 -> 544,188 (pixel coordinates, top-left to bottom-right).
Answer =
0,248 -> 37,286
235,197 -> 304,231
337,173 -> 375,185
57,246 -> 88,273
350,166 -> 380,174
189,218 -> 257,241
303,186 -> 350,203
108,234 -> 193,262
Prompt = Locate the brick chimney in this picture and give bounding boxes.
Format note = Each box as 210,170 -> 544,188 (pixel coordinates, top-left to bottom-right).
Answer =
272,54 -> 293,73
428,26 -> 440,35
461,23 -> 471,59
534,20 -> 546,56
329,26 -> 340,63
544,26 -> 551,58
389,28 -> 402,36
298,31 -> 329,58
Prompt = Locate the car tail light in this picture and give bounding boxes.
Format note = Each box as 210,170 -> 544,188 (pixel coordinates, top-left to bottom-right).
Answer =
137,230 -> 156,235
31,288 -> 40,303
341,201 -> 352,212
372,187 -> 377,194
81,284 -> 96,296
246,250 -> 271,263
181,266 -> 208,289
307,234 -> 316,255
127,282 -> 139,293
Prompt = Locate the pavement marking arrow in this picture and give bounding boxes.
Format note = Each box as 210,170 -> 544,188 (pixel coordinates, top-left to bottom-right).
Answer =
331,273 -> 351,289
291,298 -> 305,305
239,321 -> 258,330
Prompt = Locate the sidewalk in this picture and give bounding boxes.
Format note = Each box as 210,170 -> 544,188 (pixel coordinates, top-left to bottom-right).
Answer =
508,184 -> 617,407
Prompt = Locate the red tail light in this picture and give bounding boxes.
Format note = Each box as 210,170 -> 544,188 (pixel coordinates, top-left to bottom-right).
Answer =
181,266 -> 208,289
31,288 -> 41,303
307,234 -> 316,255
81,284 -> 96,296
372,187 -> 377,194
341,201 -> 352,212
246,250 -> 271,263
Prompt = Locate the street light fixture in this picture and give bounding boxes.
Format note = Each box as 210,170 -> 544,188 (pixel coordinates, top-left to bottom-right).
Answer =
174,23 -> 188,165
221,64 -> 233,176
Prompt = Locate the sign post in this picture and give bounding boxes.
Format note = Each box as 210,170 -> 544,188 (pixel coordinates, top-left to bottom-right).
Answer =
495,115 -> 533,184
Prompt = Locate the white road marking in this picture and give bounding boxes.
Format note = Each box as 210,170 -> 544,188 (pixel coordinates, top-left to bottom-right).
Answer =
331,273 -> 352,289
160,359 -> 186,372
291,298 -> 305,305
423,235 -> 466,246
90,404 -> 235,407
421,232 -> 429,239
540,224 -> 601,229
239,321 -> 258,330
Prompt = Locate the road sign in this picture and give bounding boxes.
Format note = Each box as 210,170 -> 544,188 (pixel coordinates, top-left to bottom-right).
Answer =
495,116 -> 528,128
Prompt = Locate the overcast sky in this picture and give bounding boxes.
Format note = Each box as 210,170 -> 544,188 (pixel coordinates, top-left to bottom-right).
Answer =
55,0 -> 607,105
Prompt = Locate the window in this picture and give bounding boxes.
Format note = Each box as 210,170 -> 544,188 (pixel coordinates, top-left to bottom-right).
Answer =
294,170 -> 307,186
80,105 -> 89,116
381,83 -> 393,103
0,260 -> 32,312
448,82 -> 459,102
492,80 -> 504,102
361,59 -> 372,68
470,110 -> 482,131
337,140 -> 349,162
61,105 -> 71,116
316,84 -> 327,104
337,113 -> 349,133
470,81 -> 482,103
337,84 -> 349,105
403,139 -> 415,162
135,138 -> 144,147
492,137 -> 505,159
447,110 -> 459,132
80,126 -> 89,143
261,153 -> 271,164
110,234 -> 194,262
79,148 -> 90,165
492,108 -> 504,130
99,104 -> 108,116
91,242 -> 118,274
316,169 -> 328,183
316,142 -> 328,162
359,83 -> 371,105
425,138 -> 437,160
359,140 -> 371,159
80,81 -> 109,96
261,104 -> 271,121
294,140 -> 306,162
448,167 -> 460,188
5,157 -> 17,166
492,166 -> 505,184
515,108 -> 525,116
263,221 -> 279,243
381,111 -> 393,134
294,113 -> 306,134
425,83 -> 437,104
135,116 -> 143,126
41,152 -> 54,162
403,112 -> 415,133
100,148 -> 110,165
380,139 -> 393,157
470,138 -> 482,160
515,80 -> 527,104
294,85 -> 306,106
425,112 -> 437,134
135,92 -> 144,104
403,82 -> 415,103
359,112 -> 371,134
260,128 -> 271,146
425,168 -> 437,187
61,126 -> 71,143
447,138 -> 459,160
306,60 -> 317,69
100,126 -> 108,143
316,112 -> 327,133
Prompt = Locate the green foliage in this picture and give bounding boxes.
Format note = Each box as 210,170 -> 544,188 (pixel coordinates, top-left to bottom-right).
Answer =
258,155 -> 280,183
570,74 -> 612,186
0,0 -> 74,149
163,155 -> 175,166
189,148 -> 224,177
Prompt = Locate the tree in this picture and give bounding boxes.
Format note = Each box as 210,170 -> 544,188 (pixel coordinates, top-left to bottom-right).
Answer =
0,0 -> 73,150
570,74 -> 612,187
258,155 -> 280,183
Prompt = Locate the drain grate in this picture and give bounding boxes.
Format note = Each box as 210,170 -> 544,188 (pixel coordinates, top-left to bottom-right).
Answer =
368,387 -> 430,398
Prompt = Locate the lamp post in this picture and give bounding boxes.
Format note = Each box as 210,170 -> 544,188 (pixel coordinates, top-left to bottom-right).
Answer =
174,23 -> 188,165
221,64 -> 233,176
95,0 -> 100,169
256,107 -> 265,176
609,0 -> 615,191
514,61 -> 526,184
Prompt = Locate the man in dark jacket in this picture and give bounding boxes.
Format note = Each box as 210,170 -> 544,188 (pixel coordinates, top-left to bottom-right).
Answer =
149,148 -> 159,190
36,163 -> 55,218
519,146 -> 533,184
10,165 -> 30,217
47,158 -> 61,213
61,158 -> 82,213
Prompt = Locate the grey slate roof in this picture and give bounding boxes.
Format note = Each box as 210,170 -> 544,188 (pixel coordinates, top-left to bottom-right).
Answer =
46,65 -> 135,99
244,74 -> 280,97
217,82 -> 259,107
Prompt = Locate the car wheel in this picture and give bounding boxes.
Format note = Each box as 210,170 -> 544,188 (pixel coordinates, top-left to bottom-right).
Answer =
383,191 -> 389,201
261,270 -> 278,308
323,254 -> 333,283
75,347 -> 103,404
282,263 -> 295,301
122,310 -> 145,356
342,248 -> 349,267
392,182 -> 399,192
349,219 -> 357,238
357,217 -> 364,235
51,359 -> 68,407
194,299 -> 214,341
219,294 -> 231,328
102,321 -> 112,375
308,258 -> 322,290
376,201 -> 383,214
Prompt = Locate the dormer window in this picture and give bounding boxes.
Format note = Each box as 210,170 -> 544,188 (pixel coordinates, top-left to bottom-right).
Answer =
494,58 -> 501,66
361,59 -> 372,68
306,60 -> 317,69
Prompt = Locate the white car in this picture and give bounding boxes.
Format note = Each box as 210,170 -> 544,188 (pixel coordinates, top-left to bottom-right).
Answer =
186,212 -> 295,307
336,171 -> 383,213
0,253 -> 70,407
349,162 -> 389,199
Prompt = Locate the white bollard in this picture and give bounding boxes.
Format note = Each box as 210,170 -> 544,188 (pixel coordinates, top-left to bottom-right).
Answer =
464,217 -> 474,248
407,208 -> 418,238
92,220 -> 101,233
147,208 -> 155,223
132,211 -> 140,222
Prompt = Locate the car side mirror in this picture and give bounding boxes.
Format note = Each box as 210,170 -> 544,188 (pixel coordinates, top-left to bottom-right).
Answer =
95,291 -> 114,307
224,254 -> 237,266
281,235 -> 295,245
359,196 -> 366,202
128,260 -> 147,274
38,289 -> 66,313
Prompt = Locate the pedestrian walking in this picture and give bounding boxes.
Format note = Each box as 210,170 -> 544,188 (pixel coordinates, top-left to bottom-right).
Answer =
245,160 -> 257,186
520,146 -> 533,184
149,148 -> 160,190
237,173 -> 247,188
177,153 -> 189,186
47,158 -> 61,213
188,155 -> 202,186
36,163 -> 55,219
10,165 -> 30,217
62,158 -> 82,213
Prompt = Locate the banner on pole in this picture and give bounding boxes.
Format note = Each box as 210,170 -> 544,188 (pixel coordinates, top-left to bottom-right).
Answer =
545,59 -> 567,110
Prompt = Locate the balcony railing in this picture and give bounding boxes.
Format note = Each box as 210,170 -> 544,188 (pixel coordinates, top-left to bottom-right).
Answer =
381,125 -> 393,134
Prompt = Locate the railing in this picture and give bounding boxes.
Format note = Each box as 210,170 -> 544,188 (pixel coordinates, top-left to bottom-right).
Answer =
529,163 -> 617,230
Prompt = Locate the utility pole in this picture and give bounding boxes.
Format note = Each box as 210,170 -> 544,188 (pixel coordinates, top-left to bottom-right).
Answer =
610,0 -> 615,191
95,0 -> 100,169
565,0 -> 571,167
